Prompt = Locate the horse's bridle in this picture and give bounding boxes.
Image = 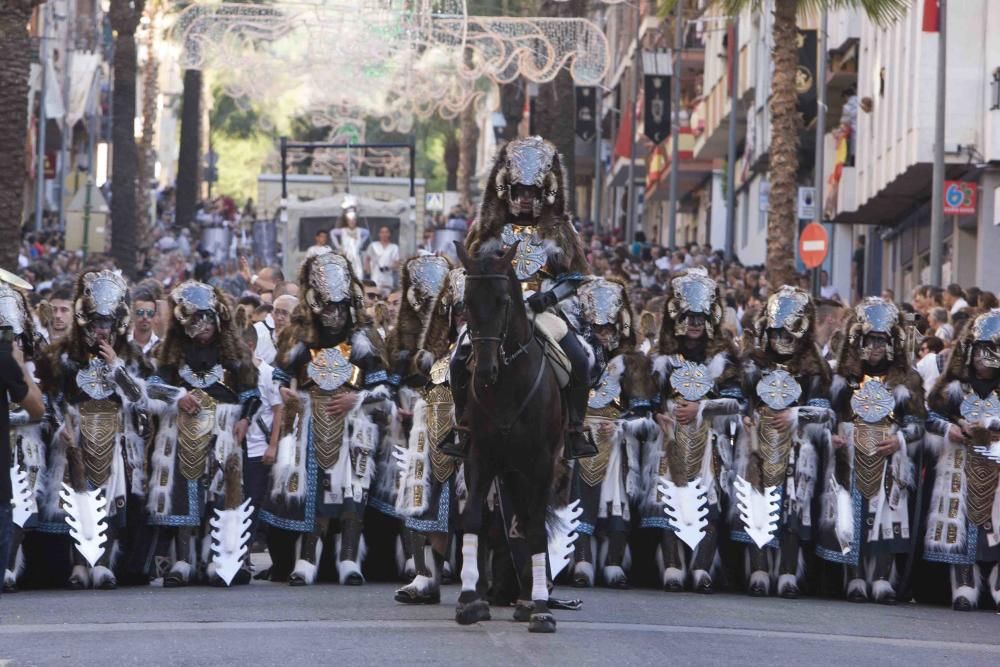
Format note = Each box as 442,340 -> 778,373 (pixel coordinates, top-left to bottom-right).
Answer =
464,273 -> 530,367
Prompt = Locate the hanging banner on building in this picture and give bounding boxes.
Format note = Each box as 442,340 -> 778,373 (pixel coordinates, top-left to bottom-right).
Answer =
796,30 -> 818,127
643,75 -> 671,145
575,86 -> 596,142
943,180 -> 977,215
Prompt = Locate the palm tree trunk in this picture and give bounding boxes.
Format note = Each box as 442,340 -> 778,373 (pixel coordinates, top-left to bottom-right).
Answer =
175,69 -> 202,229
136,6 -> 159,251
499,80 -> 524,142
444,130 -> 459,191
0,2 -> 38,271
109,0 -> 143,279
765,0 -> 800,288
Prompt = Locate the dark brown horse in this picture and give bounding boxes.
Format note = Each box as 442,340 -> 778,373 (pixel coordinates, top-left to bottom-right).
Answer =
453,240 -> 565,633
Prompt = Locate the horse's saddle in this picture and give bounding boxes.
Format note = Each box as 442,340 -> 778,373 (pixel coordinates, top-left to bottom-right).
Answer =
533,311 -> 571,389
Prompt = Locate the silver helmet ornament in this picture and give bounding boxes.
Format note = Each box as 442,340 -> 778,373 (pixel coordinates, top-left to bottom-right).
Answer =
404,255 -> 450,312
74,270 -> 130,347
302,251 -> 364,330
971,308 -> 1000,369
493,137 -> 562,219
171,280 -> 220,339
849,297 -> 901,362
0,282 -> 29,337
760,285 -> 812,355
665,268 -> 722,337
579,278 -> 630,350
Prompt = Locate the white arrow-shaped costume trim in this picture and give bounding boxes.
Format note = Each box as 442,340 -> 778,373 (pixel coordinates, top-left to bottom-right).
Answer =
734,475 -> 781,549
547,499 -> 583,578
658,476 -> 709,550
60,482 -> 108,567
10,465 -> 35,528
209,498 -> 253,586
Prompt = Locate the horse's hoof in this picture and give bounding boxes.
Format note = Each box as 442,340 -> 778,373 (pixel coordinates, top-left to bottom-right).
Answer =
455,599 -> 491,625
528,612 -> 557,633
512,602 -> 533,622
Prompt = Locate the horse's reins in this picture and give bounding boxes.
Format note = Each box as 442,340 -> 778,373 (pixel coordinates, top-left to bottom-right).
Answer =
465,272 -> 546,433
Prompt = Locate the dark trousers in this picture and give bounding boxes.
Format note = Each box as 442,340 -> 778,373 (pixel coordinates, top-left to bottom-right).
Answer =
244,457 -> 270,544
0,504 -> 11,600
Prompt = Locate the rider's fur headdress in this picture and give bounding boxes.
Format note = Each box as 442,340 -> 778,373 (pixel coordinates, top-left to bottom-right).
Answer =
578,277 -> 636,352
658,269 -> 728,357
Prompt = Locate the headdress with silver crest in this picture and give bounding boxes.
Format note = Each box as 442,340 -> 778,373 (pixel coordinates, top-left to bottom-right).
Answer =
171,280 -> 220,339
848,297 -> 902,362
405,255 -> 450,312
665,268 -> 721,336
0,281 -> 29,336
579,278 -> 631,350
765,286 -> 811,338
75,270 -> 130,346
305,252 -> 353,313
494,137 -> 561,217
970,308 -> 1000,369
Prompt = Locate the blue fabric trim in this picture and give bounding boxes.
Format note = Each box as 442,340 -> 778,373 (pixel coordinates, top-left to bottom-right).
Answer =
577,520 -> 596,536
628,398 -> 652,410
730,529 -> 779,549
369,496 -> 399,518
816,485 -> 862,565
35,521 -> 70,534
148,376 -> 163,385
386,373 -> 402,387
365,370 -> 389,386
147,481 -> 201,527
272,368 -> 292,385
554,272 -> 585,284
807,398 -> 831,409
405,482 -> 452,533
239,388 -> 260,402
260,426 -> 319,533
925,521 -> 978,565
719,387 -> 744,399
639,517 -> 674,530
902,414 -> 920,426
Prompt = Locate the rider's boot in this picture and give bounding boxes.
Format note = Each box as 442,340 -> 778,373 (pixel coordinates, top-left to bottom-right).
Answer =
441,347 -> 471,458
559,333 -> 597,460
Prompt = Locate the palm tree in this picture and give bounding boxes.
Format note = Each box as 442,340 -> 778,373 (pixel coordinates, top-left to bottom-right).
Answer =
663,0 -> 906,287
109,0 -> 145,279
0,1 -> 44,272
137,1 -> 162,251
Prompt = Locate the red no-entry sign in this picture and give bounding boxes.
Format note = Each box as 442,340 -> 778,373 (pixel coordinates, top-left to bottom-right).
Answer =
799,222 -> 829,270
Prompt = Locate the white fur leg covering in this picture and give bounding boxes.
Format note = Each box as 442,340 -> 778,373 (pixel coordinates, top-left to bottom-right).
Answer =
872,579 -> 895,602
91,565 -> 116,588
531,552 -> 547,602
603,565 -> 626,586
664,567 -> 685,588
990,564 -> 1000,606
292,539 -> 323,586
951,565 -> 979,609
169,560 -> 193,584
573,560 -> 595,587
692,569 -> 711,588
461,533 -> 479,592
847,578 -> 868,599
777,573 -> 797,595
70,564 -> 91,588
748,570 -> 770,592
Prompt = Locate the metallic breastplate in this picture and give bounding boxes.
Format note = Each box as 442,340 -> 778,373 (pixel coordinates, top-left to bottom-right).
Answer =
77,360 -> 115,401
177,389 -> 217,481
756,368 -> 802,411
310,388 -> 345,470
756,407 -> 793,489
424,383 -> 456,484
502,224 -> 548,281
963,389 -> 1000,526
78,399 -> 120,486
580,406 -> 618,487
307,346 -> 358,392
851,379 -> 894,500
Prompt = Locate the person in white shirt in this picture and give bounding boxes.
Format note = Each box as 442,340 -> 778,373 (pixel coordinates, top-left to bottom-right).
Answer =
915,336 -> 946,394
818,270 -> 842,303
241,325 -> 284,550
271,295 -> 298,337
945,284 -> 969,315
129,290 -> 161,354
252,306 -> 277,364
331,197 -> 369,279
365,226 -> 400,294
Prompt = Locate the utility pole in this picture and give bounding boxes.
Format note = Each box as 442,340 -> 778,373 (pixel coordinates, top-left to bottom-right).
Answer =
724,13 -> 738,261
625,0 -> 642,244
593,89 -> 603,231
35,4 -> 49,232
667,0 -> 683,250
929,0 -> 947,287
811,9 -> 828,298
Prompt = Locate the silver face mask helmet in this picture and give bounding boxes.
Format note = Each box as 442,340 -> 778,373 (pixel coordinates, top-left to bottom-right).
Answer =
494,137 -> 561,219
666,268 -> 720,337
405,255 -> 450,313
0,282 -> 28,337
304,252 -> 355,331
579,278 -> 629,349
764,286 -> 811,355
851,297 -> 900,362
171,281 -> 219,339
75,270 -> 130,348
971,308 -> 1000,369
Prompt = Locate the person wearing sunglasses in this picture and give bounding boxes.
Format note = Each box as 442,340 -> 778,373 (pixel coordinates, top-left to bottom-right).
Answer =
129,290 -> 160,354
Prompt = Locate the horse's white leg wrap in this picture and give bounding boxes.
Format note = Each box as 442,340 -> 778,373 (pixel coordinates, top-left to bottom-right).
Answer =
461,533 -> 479,593
531,552 -> 547,602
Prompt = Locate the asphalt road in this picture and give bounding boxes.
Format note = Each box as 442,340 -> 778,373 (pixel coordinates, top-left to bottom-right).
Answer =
1,577 -> 999,666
